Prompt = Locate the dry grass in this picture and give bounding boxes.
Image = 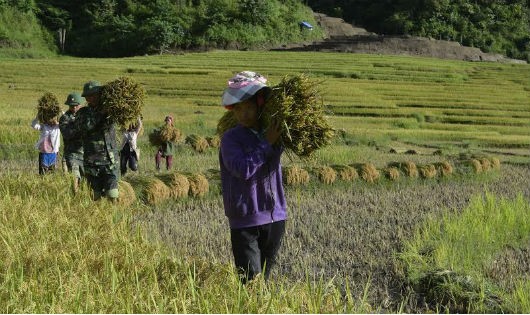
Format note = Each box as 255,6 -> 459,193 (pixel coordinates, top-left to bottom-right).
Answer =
315,166 -> 337,185
186,135 -> 209,153
187,173 -> 209,197
283,165 -> 310,186
331,164 -> 358,181
436,161 -> 454,177
419,164 -> 437,179
383,167 -> 400,181
117,180 -> 136,207
127,175 -> 171,205
155,172 -> 190,199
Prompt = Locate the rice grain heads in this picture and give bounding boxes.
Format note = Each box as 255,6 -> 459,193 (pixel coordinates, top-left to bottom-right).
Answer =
117,180 -> 136,206
331,164 -> 358,181
352,163 -> 380,183
149,125 -> 183,147
383,167 -> 400,181
98,76 -> 145,129
217,74 -> 334,157
389,161 -> 419,178
37,92 -> 61,124
419,164 -> 437,179
435,161 -> 453,177
127,175 -> 171,205
282,165 -> 310,186
315,166 -> 337,185
187,173 -> 209,197
155,172 -> 190,199
185,135 -> 209,153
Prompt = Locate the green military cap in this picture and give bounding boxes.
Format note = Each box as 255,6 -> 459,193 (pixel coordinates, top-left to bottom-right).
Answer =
64,92 -> 85,106
82,80 -> 102,97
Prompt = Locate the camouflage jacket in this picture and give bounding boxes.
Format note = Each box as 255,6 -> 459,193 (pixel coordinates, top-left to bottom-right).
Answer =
59,110 -> 84,160
73,106 -> 118,167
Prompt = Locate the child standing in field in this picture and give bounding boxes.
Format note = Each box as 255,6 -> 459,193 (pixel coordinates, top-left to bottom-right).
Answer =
31,116 -> 61,175
219,71 -> 287,283
120,116 -> 142,176
155,115 -> 175,171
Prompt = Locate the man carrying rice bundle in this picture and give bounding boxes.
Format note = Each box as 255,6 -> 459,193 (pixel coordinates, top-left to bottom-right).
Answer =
219,71 -> 287,283
59,92 -> 85,192
72,80 -> 119,202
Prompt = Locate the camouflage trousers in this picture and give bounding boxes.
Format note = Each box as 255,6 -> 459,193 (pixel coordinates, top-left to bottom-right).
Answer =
85,164 -> 119,200
64,156 -> 85,179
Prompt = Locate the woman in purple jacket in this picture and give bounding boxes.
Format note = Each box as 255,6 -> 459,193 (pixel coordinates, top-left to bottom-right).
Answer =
219,71 -> 287,283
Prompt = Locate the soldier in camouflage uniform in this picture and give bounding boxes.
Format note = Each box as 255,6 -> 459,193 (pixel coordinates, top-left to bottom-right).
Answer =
59,92 -> 85,192
74,80 -> 120,201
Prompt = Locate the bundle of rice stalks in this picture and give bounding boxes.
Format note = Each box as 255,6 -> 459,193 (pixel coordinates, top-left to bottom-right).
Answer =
187,173 -> 209,197
186,134 -> 209,153
353,163 -> 380,183
383,167 -> 400,181
148,125 -> 183,147
216,110 -> 238,136
97,76 -> 145,129
127,175 -> 171,205
206,135 -> 221,148
217,74 -> 334,157
282,165 -> 310,186
314,166 -> 337,184
156,172 -> 190,199
37,92 -> 61,124
479,158 -> 491,171
390,161 -> 419,178
490,157 -> 501,169
419,164 -> 437,179
331,164 -> 358,181
435,161 -> 453,177
469,159 -> 483,173
117,180 -> 136,207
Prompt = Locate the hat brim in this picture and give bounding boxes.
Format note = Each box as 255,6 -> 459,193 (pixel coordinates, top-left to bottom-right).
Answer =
222,84 -> 271,106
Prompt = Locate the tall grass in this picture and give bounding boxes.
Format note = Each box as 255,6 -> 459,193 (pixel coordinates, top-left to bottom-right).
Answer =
400,192 -> 530,312
0,173 -> 370,313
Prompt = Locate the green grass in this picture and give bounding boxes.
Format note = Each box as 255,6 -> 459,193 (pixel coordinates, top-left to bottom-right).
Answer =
400,192 -> 530,313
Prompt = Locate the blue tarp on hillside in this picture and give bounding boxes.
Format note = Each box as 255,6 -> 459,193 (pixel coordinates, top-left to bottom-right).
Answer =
299,21 -> 313,30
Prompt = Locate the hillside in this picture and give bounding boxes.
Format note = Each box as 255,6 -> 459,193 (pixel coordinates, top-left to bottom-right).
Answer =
275,13 -> 527,64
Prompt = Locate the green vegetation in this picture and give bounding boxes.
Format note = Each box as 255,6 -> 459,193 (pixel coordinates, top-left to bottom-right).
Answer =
308,0 -> 530,61
400,193 -> 530,313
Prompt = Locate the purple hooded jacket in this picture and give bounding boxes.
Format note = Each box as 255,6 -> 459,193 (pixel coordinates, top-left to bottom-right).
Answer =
219,124 -> 287,229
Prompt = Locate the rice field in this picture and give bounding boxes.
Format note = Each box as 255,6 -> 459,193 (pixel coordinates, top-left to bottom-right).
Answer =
1,51 -> 529,312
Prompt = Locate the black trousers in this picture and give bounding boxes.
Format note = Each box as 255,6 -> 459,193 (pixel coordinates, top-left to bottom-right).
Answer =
120,143 -> 138,176
230,220 -> 285,283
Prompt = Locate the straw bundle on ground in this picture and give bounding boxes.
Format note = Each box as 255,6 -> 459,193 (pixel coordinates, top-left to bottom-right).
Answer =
187,173 -> 209,197
469,159 -> 483,173
206,135 -> 221,148
217,74 -> 334,158
479,158 -> 491,171
353,163 -> 380,183
37,92 -> 61,124
331,164 -> 358,181
436,161 -> 453,177
149,125 -> 183,147
117,180 -> 136,207
155,172 -> 190,199
383,167 -> 400,181
490,157 -> 501,169
97,76 -> 145,129
282,165 -> 310,186
419,164 -> 437,179
127,175 -> 171,205
390,161 -> 419,178
315,166 -> 337,184
186,134 -> 209,153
